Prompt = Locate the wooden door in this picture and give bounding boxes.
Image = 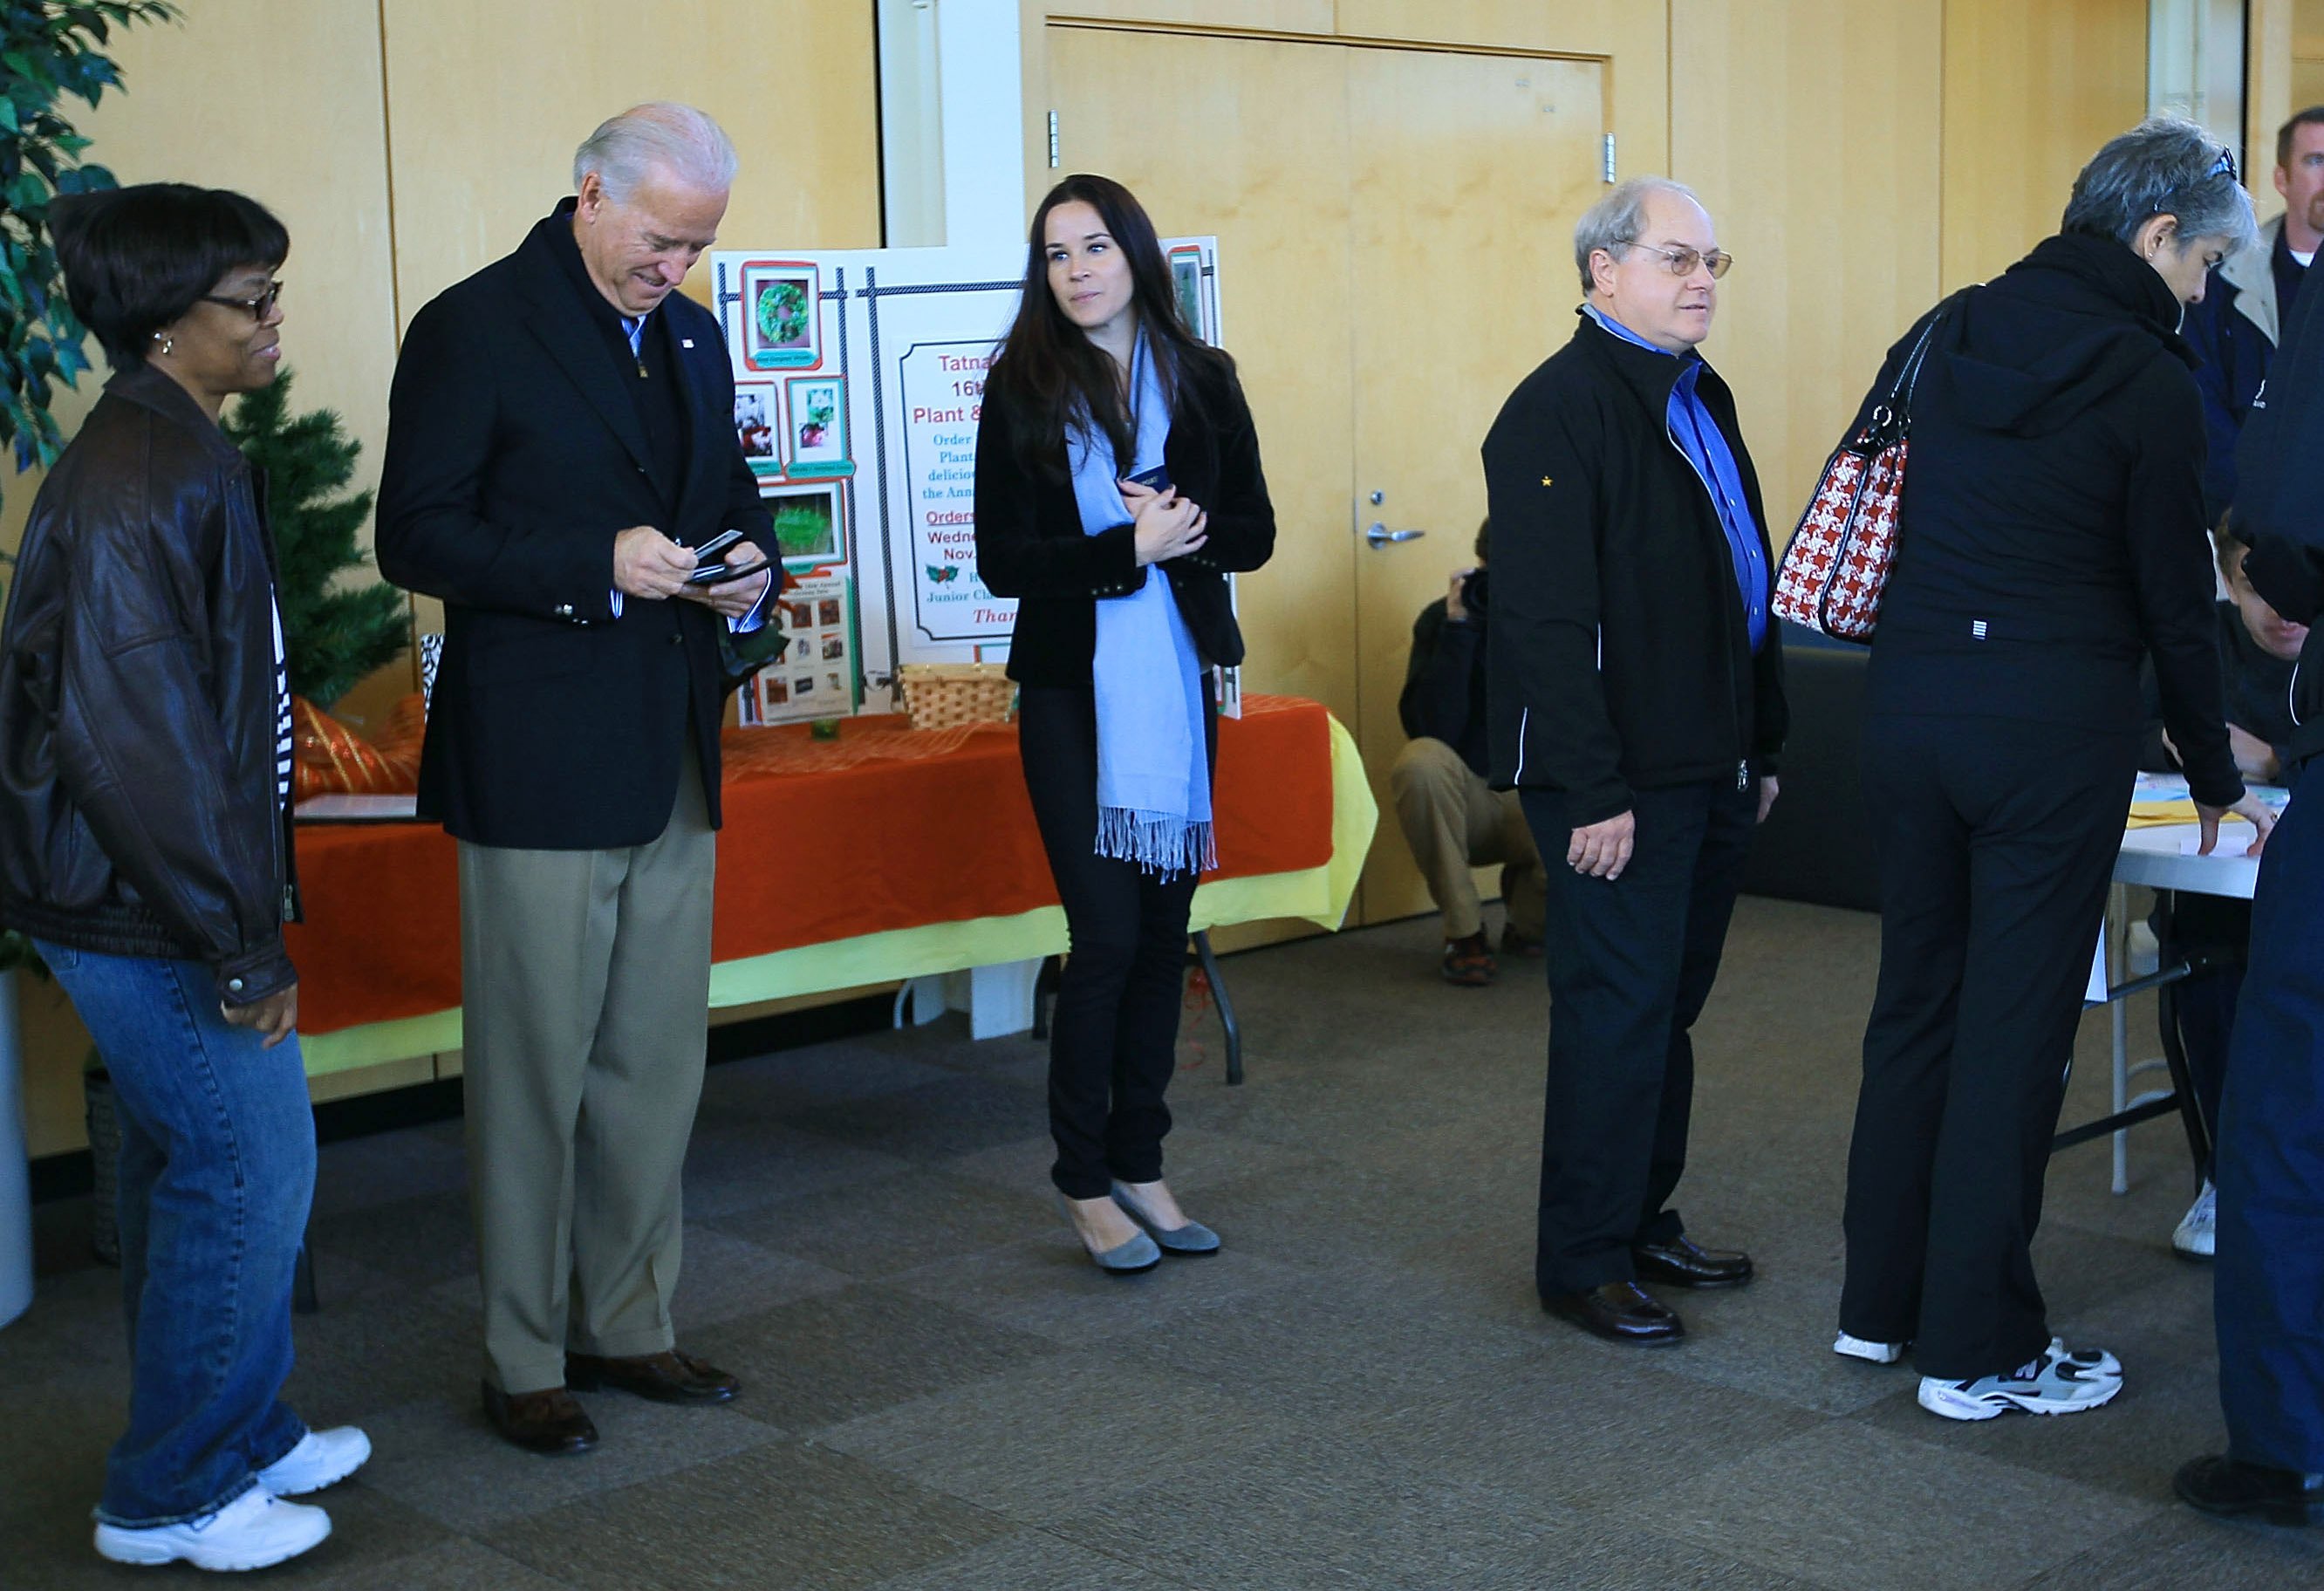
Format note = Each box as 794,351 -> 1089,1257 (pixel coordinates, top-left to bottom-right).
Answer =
1346,50 -> 1606,921
1044,27 -> 1606,926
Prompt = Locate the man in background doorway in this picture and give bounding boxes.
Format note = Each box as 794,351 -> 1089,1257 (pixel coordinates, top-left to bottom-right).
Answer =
1390,517 -> 1547,986
2185,106 -> 2324,525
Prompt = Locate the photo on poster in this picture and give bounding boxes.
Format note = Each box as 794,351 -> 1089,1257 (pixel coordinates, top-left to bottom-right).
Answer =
762,674 -> 789,707
794,673 -> 818,697
761,481 -> 843,563
783,374 -> 854,479
742,260 -> 821,371
821,634 -> 845,660
786,599 -> 816,631
817,597 -> 843,627
734,380 -> 778,475
1169,245 -> 1204,339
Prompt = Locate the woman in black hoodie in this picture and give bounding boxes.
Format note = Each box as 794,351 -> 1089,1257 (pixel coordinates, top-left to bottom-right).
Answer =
1835,119 -> 2277,1422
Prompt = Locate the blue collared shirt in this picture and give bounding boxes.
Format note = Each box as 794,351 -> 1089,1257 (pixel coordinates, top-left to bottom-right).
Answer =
1583,304 -> 1767,652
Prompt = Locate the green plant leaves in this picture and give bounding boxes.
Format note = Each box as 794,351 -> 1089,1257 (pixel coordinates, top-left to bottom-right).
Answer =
0,2 -> 181,518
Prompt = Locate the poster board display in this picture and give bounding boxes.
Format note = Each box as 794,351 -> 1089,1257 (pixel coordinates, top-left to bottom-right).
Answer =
710,238 -> 1224,719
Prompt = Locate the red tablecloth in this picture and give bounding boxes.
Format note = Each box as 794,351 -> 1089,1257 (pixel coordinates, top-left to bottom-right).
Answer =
284,694 -> 1334,1035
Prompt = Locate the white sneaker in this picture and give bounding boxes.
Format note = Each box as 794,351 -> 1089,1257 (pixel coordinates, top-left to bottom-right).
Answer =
1917,1342 -> 2123,1422
1833,1331 -> 1907,1364
93,1485 -> 332,1571
2174,1180 -> 2218,1259
255,1426 -> 371,1496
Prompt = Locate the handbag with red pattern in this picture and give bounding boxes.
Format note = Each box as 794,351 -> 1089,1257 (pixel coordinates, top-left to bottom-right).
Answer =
1772,293 -> 1963,642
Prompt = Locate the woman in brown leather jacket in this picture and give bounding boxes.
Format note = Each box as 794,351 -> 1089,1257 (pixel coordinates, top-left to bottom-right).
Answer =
0,185 -> 366,1572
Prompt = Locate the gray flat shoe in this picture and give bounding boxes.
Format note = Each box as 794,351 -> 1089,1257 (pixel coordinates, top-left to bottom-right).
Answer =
1056,1194 -> 1161,1274
1111,1181 -> 1222,1256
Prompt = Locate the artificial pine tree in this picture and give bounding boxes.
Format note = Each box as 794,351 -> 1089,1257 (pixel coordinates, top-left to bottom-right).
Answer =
221,369 -> 408,709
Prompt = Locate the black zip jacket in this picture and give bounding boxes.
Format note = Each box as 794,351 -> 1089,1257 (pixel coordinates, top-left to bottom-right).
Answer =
1398,593 -> 1488,777
1854,232 -> 2240,809
1481,311 -> 1786,825
0,365 -> 298,1007
974,353 -> 1275,686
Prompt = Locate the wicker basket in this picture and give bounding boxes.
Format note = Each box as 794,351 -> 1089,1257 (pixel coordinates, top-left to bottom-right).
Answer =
898,663 -> 1016,731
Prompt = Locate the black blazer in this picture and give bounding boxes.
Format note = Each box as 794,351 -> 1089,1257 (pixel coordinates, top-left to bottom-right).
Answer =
1483,312 -> 1786,826
974,353 -> 1275,686
377,203 -> 772,849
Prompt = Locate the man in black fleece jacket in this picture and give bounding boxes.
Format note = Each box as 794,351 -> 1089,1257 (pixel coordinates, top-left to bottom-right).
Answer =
1391,519 -> 1545,987
1484,177 -> 1783,1349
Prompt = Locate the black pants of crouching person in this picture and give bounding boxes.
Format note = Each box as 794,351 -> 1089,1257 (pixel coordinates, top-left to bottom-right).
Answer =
1018,683 -> 1217,1201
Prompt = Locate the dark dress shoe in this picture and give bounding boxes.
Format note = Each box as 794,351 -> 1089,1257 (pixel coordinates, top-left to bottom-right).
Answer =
2176,1454 -> 2324,1526
1631,1235 -> 1754,1289
482,1382 -> 598,1456
565,1349 -> 741,1404
1543,1281 -> 1685,1344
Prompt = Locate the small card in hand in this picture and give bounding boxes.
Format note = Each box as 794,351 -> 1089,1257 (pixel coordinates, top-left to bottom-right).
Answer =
1124,464 -> 1173,493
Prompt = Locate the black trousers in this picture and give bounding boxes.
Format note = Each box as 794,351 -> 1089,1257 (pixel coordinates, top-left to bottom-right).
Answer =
2150,889 -> 2251,1180
1018,685 -> 1213,1200
1840,713 -> 2136,1380
1520,775 -> 1758,1297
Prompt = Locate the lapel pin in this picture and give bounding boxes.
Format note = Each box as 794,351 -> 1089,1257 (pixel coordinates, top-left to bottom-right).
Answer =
681,338 -> 695,349
1541,475 -> 1554,487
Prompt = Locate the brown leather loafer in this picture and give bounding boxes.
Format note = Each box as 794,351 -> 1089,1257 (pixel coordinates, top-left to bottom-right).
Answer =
1543,1281 -> 1685,1344
482,1381 -> 598,1455
1631,1235 -> 1754,1289
565,1349 -> 741,1404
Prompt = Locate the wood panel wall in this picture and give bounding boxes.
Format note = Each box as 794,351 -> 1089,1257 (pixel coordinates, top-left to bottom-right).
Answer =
1671,0 -> 1945,543
7,1 -> 882,1159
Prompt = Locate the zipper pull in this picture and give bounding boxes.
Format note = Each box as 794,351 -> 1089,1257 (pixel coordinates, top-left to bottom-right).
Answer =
1737,760 -> 1750,793
282,885 -> 297,920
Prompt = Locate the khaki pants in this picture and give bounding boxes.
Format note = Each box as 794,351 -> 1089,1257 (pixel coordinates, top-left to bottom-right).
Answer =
1389,736 -> 1546,942
458,756 -> 714,1394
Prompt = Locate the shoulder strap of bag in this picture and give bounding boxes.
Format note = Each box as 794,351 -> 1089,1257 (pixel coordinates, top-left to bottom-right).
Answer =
1868,284 -> 1976,442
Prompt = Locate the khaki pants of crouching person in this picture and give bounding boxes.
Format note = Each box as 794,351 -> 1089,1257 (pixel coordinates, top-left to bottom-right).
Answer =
1390,736 -> 1547,942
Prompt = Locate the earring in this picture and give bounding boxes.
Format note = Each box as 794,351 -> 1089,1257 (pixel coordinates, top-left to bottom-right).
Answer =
153,331 -> 173,357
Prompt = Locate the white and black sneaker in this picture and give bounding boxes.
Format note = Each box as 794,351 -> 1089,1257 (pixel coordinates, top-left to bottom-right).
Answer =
2173,1180 -> 2217,1260
1833,1331 -> 1906,1365
1917,1341 -> 2122,1421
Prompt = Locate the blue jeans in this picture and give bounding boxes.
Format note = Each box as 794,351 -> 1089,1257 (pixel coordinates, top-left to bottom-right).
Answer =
37,942 -> 314,1526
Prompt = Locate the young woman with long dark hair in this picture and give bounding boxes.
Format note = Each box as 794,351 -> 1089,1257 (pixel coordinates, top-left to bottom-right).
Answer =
974,174 -> 1275,1273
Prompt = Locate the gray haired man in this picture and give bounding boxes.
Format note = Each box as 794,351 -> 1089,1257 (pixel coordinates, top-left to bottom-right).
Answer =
379,104 -> 774,1454
1482,177 -> 1785,1347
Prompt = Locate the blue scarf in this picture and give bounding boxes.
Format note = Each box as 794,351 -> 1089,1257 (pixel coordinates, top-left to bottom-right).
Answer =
1066,333 -> 1213,878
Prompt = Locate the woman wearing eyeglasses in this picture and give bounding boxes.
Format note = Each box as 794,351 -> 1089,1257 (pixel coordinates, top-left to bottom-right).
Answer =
1835,119 -> 2274,1422
0,185 -> 367,1571
975,174 -> 1275,1274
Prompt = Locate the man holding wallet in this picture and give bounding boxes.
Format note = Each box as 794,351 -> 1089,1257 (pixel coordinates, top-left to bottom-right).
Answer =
378,103 -> 773,1456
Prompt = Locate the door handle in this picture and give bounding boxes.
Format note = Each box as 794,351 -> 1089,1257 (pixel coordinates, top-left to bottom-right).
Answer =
1364,522 -> 1427,547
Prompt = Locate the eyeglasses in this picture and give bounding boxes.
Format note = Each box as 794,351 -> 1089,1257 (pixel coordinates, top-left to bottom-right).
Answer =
1617,242 -> 1733,280
202,281 -> 284,321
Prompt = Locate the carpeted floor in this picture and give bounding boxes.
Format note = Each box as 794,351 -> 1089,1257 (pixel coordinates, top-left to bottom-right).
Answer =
4,897 -> 2322,1588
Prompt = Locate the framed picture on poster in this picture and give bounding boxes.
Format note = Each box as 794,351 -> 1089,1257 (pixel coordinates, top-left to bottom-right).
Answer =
733,379 -> 779,475
782,374 -> 853,479
740,259 -> 821,371
761,479 -> 844,565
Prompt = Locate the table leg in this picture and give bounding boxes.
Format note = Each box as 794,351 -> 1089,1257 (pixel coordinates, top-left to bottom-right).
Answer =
1191,932 -> 1243,1087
